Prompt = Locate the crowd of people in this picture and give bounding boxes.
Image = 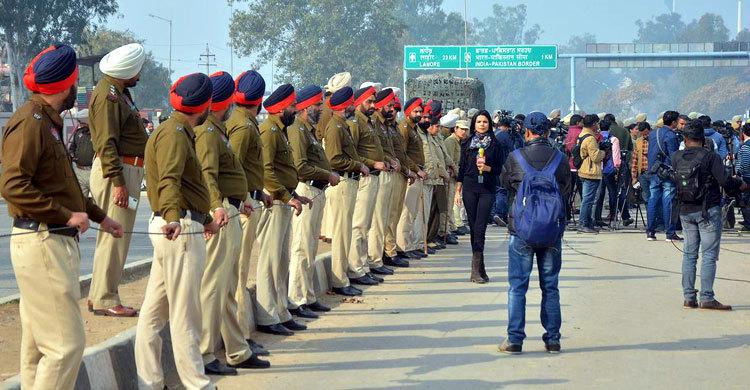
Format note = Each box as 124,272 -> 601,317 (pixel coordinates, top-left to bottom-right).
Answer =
3,42 -> 750,389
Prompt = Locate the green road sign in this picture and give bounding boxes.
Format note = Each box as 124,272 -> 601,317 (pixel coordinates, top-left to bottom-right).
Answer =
404,45 -> 558,70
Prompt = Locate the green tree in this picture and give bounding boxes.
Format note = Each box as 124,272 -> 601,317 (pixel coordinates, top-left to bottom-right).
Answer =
635,12 -> 685,43
76,27 -> 171,110
679,76 -> 750,119
229,0 -> 406,87
0,0 -> 118,110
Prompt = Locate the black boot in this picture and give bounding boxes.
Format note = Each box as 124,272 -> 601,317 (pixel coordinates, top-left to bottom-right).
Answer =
470,252 -> 485,283
478,252 -> 489,282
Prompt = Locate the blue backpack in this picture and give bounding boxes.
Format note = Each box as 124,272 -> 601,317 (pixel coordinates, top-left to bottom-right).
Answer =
511,149 -> 566,248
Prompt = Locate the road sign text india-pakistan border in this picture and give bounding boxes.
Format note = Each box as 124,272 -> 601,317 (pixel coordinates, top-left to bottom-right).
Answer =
404,45 -> 558,70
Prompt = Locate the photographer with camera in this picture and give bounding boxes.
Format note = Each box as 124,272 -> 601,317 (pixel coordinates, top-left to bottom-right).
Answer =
575,114 -> 605,234
563,114 -> 586,221
672,121 -> 748,311
593,118 -> 623,227
646,110 -> 682,242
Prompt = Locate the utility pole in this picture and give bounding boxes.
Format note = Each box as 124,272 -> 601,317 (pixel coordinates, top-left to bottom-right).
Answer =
199,44 -> 217,75
739,0 -> 743,36
148,14 -> 173,76
464,0 -> 469,78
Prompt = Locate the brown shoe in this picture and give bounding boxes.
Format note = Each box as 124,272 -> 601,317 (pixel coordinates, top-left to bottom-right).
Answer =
683,300 -> 698,309
87,300 -> 94,312
93,304 -> 139,317
699,300 -> 732,311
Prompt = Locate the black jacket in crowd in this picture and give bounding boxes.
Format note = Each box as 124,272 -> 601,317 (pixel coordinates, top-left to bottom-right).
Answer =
501,138 -> 573,234
671,146 -> 744,215
457,132 -> 503,193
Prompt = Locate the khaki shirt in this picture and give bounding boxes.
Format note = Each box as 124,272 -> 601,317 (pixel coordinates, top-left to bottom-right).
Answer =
195,113 -> 248,210
387,119 -> 412,178
288,116 -> 331,182
145,112 -> 211,223
419,130 -> 449,186
398,117 -> 425,171
316,103 -> 333,140
1,95 -> 106,224
89,75 -> 148,186
444,134 -> 462,171
259,115 -> 298,202
226,106 -> 264,192
371,111 -> 395,160
349,109 -> 385,168
324,114 -> 361,172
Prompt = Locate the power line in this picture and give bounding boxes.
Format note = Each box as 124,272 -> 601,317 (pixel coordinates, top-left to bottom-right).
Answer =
198,43 -> 217,75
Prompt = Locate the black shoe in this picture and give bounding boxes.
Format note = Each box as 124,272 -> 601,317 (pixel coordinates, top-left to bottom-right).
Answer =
367,272 -> 384,283
445,235 -> 459,245
622,218 -> 634,227
289,306 -> 319,319
204,359 -> 238,376
257,323 -> 294,336
666,234 -> 683,242
332,286 -> 362,296
228,354 -> 271,369
399,250 -> 421,259
370,265 -> 394,275
426,247 -> 436,254
281,319 -> 307,331
646,233 -> 657,241
545,343 -> 561,354
384,256 -> 410,268
577,226 -> 599,234
683,299 -> 698,309
456,226 -> 470,235
306,301 -> 331,312
350,285 -> 363,293
493,215 -> 507,227
350,275 -> 379,286
595,220 -> 608,227
497,339 -> 522,355
409,250 -> 427,258
246,339 -> 269,356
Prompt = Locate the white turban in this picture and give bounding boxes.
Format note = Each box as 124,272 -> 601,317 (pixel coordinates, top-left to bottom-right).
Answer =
386,86 -> 401,97
440,113 -> 459,128
99,43 -> 146,80
360,81 -> 382,92
325,72 -> 351,93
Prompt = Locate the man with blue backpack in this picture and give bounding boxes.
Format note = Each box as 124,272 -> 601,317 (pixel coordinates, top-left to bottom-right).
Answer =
498,112 -> 572,355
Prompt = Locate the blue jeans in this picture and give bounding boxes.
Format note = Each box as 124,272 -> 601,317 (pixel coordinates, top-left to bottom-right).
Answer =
493,187 -> 508,219
507,235 -> 562,345
579,178 -> 599,228
680,206 -> 722,302
647,175 -> 676,236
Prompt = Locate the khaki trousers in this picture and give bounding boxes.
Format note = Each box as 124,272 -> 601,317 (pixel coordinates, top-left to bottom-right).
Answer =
89,157 -> 144,309
348,174 -> 379,278
11,228 -> 84,390
73,164 -> 91,197
447,180 -> 459,231
288,183 -> 325,308
200,201 -> 251,366
253,201 -> 293,326
385,174 -> 407,257
135,215 -> 213,390
236,197 -> 261,339
320,186 -> 334,238
397,179 -> 424,252
328,177 -> 357,288
367,171 -> 394,268
413,184 -> 434,248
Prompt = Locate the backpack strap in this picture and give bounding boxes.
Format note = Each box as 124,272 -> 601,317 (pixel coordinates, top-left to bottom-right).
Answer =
513,148 -> 563,176
541,151 -> 563,176
513,149 -> 535,174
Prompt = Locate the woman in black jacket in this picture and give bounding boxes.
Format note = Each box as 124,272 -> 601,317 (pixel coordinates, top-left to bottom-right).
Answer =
454,110 -> 503,283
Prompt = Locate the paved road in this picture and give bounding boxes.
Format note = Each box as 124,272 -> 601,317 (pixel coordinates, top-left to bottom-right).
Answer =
0,194 -> 155,297
215,227 -> 750,389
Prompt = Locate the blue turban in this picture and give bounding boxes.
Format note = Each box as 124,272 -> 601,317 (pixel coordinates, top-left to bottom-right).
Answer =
23,44 -> 78,94
234,70 -> 265,105
209,71 -> 234,111
170,73 -> 213,113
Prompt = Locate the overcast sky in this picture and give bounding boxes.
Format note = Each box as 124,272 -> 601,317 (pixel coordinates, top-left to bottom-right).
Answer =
106,0 -> 748,83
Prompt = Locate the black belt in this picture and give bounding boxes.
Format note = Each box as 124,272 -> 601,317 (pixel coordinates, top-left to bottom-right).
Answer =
335,171 -> 361,181
371,170 -> 381,176
153,210 -> 210,225
13,218 -> 78,237
306,180 -> 328,190
249,190 -> 264,201
227,197 -> 242,209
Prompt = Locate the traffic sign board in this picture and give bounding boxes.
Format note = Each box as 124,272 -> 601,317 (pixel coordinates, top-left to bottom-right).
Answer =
404,45 -> 558,70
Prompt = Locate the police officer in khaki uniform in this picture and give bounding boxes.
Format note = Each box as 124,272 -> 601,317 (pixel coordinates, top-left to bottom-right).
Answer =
368,88 -> 402,275
134,73 -> 220,390
397,98 -> 428,258
225,70 -> 272,353
348,86 -> 387,286
324,87 -> 369,296
287,85 -> 339,317
196,72 -> 270,375
88,43 -> 148,317
255,84 -> 311,336
1,44 -> 123,390
384,97 -> 416,267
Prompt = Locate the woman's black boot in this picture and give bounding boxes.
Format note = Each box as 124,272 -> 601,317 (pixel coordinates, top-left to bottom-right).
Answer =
470,252 -> 486,284
479,252 -> 489,282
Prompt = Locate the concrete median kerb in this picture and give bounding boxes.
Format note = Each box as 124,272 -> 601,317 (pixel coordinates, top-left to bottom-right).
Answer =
1,252 -> 333,390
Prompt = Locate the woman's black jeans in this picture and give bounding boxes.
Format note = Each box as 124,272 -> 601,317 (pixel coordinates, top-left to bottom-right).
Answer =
462,188 -> 495,252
